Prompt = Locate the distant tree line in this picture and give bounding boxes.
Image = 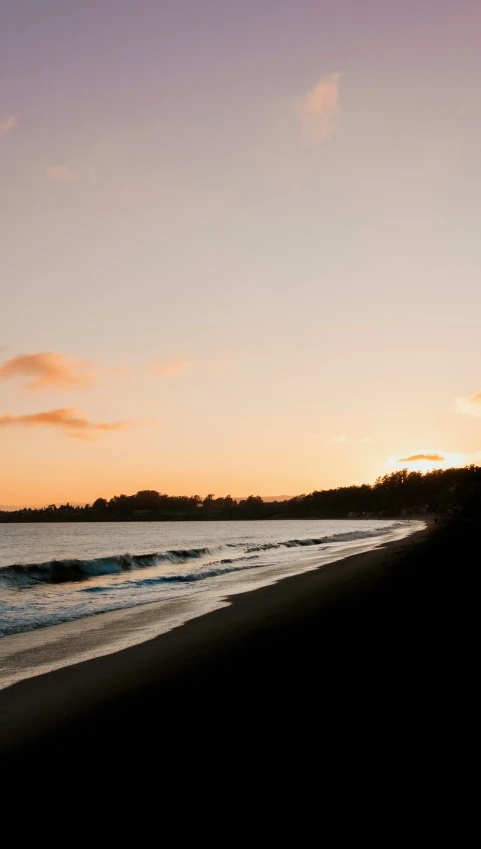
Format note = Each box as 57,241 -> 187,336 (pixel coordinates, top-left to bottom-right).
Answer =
1,465 -> 480,523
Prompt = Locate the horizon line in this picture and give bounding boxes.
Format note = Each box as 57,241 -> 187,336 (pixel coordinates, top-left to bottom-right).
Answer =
2,463 -> 478,511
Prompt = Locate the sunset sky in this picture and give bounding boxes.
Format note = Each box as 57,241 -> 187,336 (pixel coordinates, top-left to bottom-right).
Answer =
1,0 -> 481,506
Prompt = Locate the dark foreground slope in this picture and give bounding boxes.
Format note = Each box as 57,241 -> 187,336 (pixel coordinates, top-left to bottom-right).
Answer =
0,519 -> 477,790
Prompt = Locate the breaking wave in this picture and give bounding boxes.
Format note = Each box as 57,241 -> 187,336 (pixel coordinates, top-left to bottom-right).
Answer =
79,555 -> 262,592
246,524 -> 405,552
0,524 -> 405,590
0,547 -> 215,589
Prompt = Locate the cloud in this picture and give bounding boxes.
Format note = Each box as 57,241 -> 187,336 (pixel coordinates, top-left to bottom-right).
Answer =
0,350 -> 195,391
329,434 -> 347,444
86,167 -> 98,187
0,352 -> 95,391
45,165 -> 98,185
387,450 -> 469,471
45,165 -> 78,182
456,390 -> 481,417
258,71 -> 341,187
398,453 -> 445,463
0,114 -> 18,138
151,357 -> 194,378
300,72 -> 340,144
361,437 -> 374,443
0,408 -> 132,439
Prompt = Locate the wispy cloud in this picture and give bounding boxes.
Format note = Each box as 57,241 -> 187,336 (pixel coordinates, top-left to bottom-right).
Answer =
361,437 -> 374,443
329,434 -> 347,444
398,453 -> 445,463
0,408 -> 133,440
456,390 -> 481,418
0,350 -> 196,391
300,72 -> 340,144
151,357 -> 194,378
86,167 -> 98,187
45,165 -> 78,182
0,114 -> 18,138
0,352 -> 95,391
45,165 -> 98,186
387,450 -> 468,470
258,71 -> 341,187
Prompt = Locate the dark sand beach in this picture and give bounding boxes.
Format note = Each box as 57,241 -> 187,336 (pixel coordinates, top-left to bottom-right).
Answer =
0,518 -> 475,785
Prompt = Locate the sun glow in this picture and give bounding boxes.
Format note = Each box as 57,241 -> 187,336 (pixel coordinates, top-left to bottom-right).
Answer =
387,450 -> 467,473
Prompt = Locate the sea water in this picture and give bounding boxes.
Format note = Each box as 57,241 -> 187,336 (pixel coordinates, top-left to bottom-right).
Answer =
0,519 -> 421,637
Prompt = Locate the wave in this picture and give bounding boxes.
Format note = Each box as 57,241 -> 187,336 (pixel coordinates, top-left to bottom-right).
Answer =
0,547 -> 215,589
79,555 -> 262,592
0,523 -> 406,590
245,524 -> 405,552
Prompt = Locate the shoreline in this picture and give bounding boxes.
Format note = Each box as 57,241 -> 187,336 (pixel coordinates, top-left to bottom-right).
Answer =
0,520 -> 432,759
0,520 -> 421,689
0,514 -> 429,523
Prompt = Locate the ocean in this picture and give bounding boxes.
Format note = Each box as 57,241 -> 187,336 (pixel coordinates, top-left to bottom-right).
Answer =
0,518 -> 422,636
0,518 -> 424,687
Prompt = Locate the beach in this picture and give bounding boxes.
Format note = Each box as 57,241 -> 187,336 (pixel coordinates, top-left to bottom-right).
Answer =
2,516 -> 471,779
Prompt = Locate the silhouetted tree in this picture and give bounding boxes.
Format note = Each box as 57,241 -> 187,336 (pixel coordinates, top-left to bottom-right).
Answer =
2,466 -> 480,523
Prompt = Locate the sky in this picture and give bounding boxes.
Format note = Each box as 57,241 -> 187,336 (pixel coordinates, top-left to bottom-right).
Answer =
1,0 -> 481,506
